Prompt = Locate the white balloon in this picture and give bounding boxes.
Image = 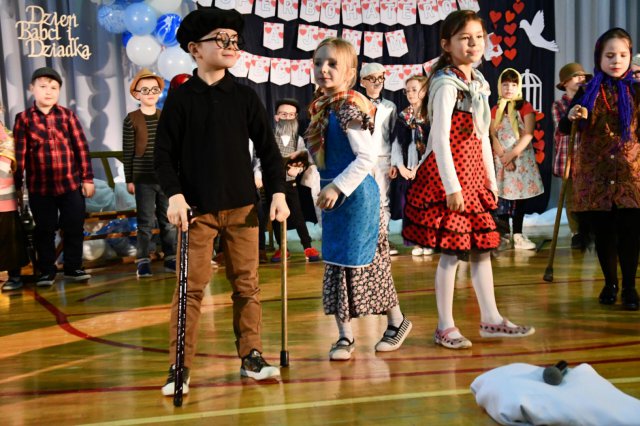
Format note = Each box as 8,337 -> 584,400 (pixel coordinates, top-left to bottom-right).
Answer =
146,0 -> 182,15
126,35 -> 162,67
157,46 -> 196,80
83,240 -> 106,261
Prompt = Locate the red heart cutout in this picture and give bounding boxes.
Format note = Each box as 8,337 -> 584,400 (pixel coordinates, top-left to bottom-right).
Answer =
271,0 -> 276,6
513,2 -> 524,14
504,36 -> 516,47
404,68 -> 411,75
491,56 -> 503,67
318,32 -> 326,40
285,67 -> 290,73
492,45 -> 500,52
292,64 -> 299,71
411,7 -> 416,13
278,0 -> 283,3
278,32 -> 283,38
535,112 -> 545,121
356,7 -> 361,13
363,2 -> 369,9
305,68 -> 310,75
533,140 -> 544,150
293,3 -> 298,9
377,40 -> 382,47
490,34 -> 503,45
245,61 -> 251,68
505,10 -> 515,23
535,150 -> 545,164
534,129 -> 544,140
504,23 -> 517,35
365,35 -> 372,42
489,10 -> 502,24
418,3 -> 424,10
504,48 -> 517,60
264,66 -> 269,72
315,5 -> 321,11
381,3 -> 387,10
300,28 -> 307,36
265,26 -> 272,34
312,33 -> 319,40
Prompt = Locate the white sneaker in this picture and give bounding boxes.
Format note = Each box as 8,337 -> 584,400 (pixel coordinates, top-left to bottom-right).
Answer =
422,247 -> 435,255
411,246 -> 424,256
513,234 -> 536,250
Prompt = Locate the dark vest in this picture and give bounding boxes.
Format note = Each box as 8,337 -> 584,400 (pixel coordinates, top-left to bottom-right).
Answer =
128,109 -> 161,157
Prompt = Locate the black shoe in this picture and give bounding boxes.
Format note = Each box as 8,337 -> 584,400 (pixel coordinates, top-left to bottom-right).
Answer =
621,288 -> 640,311
599,284 -> 618,305
240,349 -> 280,380
63,269 -> 91,282
161,365 -> 190,396
570,233 -> 584,250
36,272 -> 57,287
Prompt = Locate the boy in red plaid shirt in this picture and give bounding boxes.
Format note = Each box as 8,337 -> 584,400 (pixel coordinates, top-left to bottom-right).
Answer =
13,67 -> 95,286
552,63 -> 590,249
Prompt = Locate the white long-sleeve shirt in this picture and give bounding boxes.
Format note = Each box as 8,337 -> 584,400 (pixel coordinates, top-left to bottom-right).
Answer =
332,127 -> 378,197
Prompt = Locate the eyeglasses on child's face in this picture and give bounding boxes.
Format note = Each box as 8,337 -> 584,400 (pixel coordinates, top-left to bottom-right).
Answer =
135,87 -> 162,95
197,32 -> 245,51
363,76 -> 385,84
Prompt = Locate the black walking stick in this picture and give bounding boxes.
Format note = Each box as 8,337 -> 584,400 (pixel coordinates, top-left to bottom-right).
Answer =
174,210 -> 192,407
280,219 -> 289,367
544,118 -> 580,282
19,190 -> 37,276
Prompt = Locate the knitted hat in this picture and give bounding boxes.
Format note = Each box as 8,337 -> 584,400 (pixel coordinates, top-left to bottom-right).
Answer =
176,9 -> 244,53
556,63 -> 591,90
31,67 -> 62,87
360,62 -> 386,78
129,68 -> 165,98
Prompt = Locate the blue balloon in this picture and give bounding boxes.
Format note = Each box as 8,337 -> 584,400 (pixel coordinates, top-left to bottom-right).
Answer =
122,31 -> 133,48
97,3 -> 127,34
154,14 -> 181,47
123,3 -> 157,36
156,80 -> 170,109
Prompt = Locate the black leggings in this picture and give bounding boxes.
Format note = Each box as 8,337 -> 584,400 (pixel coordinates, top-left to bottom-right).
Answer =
580,208 -> 640,289
498,200 -> 527,234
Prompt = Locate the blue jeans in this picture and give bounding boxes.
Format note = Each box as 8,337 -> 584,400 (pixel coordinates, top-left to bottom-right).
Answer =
134,183 -> 176,260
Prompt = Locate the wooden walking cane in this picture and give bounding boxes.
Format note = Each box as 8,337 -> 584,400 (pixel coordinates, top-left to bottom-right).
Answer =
543,113 -> 582,282
280,219 -> 289,367
174,210 -> 192,407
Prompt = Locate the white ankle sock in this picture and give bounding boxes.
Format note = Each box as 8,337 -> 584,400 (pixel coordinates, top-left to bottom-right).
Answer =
386,305 -> 403,328
335,316 -> 354,341
435,254 -> 459,332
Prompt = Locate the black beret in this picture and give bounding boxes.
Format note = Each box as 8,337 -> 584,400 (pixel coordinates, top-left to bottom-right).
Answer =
275,98 -> 300,112
31,66 -> 62,87
177,9 -> 244,53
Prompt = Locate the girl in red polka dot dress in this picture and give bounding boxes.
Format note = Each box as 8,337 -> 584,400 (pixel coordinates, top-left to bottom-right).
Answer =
402,10 -> 535,349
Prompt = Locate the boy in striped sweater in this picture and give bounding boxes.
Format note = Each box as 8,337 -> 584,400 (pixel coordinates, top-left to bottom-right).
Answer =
123,69 -> 176,277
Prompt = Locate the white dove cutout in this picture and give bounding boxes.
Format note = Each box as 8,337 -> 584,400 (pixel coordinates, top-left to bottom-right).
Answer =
520,10 -> 559,52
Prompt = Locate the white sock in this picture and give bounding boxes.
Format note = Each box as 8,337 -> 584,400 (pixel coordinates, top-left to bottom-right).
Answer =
335,316 -> 354,341
435,254 -> 461,338
386,305 -> 403,329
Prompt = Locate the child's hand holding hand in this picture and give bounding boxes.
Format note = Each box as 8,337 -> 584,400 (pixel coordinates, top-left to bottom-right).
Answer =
389,166 -> 398,179
398,165 -> 414,180
317,183 -> 342,210
168,194 -> 192,232
82,182 -> 95,198
569,105 -> 588,121
446,191 -> 465,212
270,192 -> 290,222
127,183 -> 135,195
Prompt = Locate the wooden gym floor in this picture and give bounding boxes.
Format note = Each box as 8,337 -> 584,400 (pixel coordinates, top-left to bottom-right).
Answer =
1,226 -> 639,425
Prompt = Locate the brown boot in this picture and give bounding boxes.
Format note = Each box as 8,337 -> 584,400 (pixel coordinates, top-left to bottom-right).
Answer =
259,249 -> 268,264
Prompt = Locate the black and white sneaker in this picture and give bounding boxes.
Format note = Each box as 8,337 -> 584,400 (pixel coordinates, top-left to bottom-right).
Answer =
2,276 -> 23,291
375,317 -> 412,352
63,269 -> 91,282
240,349 -> 280,380
329,337 -> 355,360
161,365 -> 190,396
36,272 -> 57,287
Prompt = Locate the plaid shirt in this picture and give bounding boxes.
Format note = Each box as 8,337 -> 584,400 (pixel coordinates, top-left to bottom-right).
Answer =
551,94 -> 579,177
13,103 -> 93,196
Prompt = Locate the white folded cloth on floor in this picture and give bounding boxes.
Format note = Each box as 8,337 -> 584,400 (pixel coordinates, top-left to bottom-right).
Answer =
470,362 -> 640,425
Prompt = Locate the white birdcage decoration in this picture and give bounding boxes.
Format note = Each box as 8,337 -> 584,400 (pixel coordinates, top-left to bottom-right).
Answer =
521,69 -> 542,112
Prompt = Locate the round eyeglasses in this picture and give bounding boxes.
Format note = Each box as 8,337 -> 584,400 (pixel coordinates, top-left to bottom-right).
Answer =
134,87 -> 162,95
197,32 -> 245,51
363,76 -> 385,84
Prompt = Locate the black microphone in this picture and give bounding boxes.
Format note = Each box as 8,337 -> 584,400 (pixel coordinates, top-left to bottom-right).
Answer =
542,360 -> 569,385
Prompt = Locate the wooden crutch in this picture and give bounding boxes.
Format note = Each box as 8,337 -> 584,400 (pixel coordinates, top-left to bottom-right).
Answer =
174,210 -> 192,407
280,219 -> 290,367
543,114 -> 582,282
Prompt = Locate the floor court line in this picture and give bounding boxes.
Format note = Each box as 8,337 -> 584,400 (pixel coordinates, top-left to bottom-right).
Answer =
80,376 -> 640,426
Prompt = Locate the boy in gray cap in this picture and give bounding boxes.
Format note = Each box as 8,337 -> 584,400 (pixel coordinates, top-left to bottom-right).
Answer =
359,63 -> 398,254
155,8 -> 289,394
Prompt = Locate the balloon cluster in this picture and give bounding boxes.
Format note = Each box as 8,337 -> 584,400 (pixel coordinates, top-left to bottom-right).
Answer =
96,0 -> 195,83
